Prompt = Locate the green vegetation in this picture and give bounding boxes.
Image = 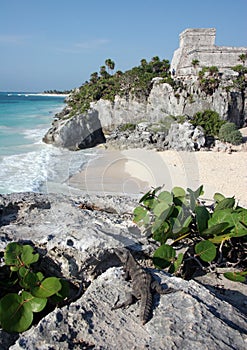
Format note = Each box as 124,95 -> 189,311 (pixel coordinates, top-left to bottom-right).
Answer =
190,110 -> 225,137
232,64 -> 247,92
191,59 -> 200,68
218,122 -> 243,145
67,56 -> 173,115
0,242 -> 69,333
133,186 -> 247,281
238,53 -> 247,65
198,66 -> 220,95
118,123 -> 137,132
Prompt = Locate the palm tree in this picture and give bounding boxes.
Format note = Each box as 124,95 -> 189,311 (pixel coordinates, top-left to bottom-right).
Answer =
105,59 -> 115,74
191,59 -> 200,68
140,59 -> 147,68
90,72 -> 99,84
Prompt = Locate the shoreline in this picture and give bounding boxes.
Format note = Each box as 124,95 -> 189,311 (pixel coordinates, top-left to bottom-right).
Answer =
36,93 -> 69,97
67,148 -> 247,207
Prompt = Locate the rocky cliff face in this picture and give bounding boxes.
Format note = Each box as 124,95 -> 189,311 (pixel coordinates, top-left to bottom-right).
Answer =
43,76 -> 246,150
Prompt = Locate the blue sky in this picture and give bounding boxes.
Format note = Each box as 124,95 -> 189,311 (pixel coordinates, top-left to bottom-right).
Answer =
1,0 -> 247,92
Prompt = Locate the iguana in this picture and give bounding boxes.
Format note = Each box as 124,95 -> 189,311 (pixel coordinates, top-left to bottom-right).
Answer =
112,248 -> 176,324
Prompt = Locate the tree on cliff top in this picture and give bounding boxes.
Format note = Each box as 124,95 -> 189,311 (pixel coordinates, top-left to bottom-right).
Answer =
67,56 -> 172,115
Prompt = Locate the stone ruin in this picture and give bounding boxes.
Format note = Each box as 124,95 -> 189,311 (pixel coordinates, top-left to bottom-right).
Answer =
171,28 -> 247,76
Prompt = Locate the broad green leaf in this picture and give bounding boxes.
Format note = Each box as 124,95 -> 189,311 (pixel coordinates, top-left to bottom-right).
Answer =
195,206 -> 210,234
153,202 -> 169,217
224,271 -> 247,283
133,206 -> 149,225
187,186 -> 204,211
157,191 -> 173,205
21,291 -> 47,313
237,208 -> 247,226
208,209 -> 233,227
153,244 -> 176,269
0,293 -> 33,333
20,271 -> 39,289
214,197 -> 235,211
31,277 -> 61,298
19,266 -> 29,278
230,221 -> 247,238
172,186 -> 186,198
202,222 -> 230,236
152,218 -> 169,234
36,272 -> 44,281
208,209 -> 247,238
195,240 -> 217,262
21,245 -> 39,266
152,221 -> 170,244
214,192 -> 225,203
50,279 -> 70,303
4,242 -> 23,266
10,266 -> 19,272
143,198 -> 158,210
158,205 -> 174,221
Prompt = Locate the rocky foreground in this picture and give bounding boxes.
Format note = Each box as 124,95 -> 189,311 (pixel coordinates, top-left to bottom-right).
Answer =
0,192 -> 246,349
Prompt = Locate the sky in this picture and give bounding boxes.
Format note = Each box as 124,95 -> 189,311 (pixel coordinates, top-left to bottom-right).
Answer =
0,0 -> 247,92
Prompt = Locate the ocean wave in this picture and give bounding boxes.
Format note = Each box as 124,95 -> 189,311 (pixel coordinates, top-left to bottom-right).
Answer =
0,144 -> 97,194
21,127 -> 49,143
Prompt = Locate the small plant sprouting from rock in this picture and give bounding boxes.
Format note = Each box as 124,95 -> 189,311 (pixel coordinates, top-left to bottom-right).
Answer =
133,186 -> 247,281
0,242 -> 69,333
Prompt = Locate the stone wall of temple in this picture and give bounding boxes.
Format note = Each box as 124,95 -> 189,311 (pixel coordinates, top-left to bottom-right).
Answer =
171,28 -> 247,76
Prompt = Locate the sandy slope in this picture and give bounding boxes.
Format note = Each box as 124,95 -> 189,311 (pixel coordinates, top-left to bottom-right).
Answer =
68,147 -> 247,207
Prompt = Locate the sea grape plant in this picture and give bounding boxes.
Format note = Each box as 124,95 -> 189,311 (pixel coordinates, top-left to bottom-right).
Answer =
0,242 -> 69,333
133,186 -> 247,281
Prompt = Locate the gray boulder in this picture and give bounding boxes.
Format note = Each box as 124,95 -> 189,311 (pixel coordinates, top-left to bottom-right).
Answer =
166,122 -> 205,151
9,268 -> 247,350
43,109 -> 106,150
0,193 -> 246,349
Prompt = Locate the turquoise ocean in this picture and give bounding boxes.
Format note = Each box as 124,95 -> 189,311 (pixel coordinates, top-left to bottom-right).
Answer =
0,92 -> 96,194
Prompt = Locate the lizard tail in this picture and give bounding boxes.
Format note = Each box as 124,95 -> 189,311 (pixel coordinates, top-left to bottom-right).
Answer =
141,292 -> 153,325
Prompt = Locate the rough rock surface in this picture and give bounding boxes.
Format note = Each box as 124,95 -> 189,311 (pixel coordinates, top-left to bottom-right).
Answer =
43,109 -> 106,150
166,122 -> 205,151
0,193 -> 246,349
9,268 -> 247,350
106,121 -> 205,151
43,76 -> 245,151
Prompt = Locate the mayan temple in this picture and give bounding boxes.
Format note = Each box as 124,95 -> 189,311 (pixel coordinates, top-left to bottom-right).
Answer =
171,28 -> 247,76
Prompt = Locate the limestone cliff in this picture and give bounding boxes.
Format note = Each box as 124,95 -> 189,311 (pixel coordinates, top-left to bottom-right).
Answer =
43,76 -> 246,150
43,27 -> 247,151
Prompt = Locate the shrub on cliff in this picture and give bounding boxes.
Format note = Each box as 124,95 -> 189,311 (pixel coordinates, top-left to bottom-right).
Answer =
67,57 -> 173,115
190,110 -> 225,137
218,122 -> 243,145
198,66 -> 220,95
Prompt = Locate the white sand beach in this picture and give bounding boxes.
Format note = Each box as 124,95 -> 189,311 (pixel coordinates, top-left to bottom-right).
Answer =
68,147 -> 247,207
